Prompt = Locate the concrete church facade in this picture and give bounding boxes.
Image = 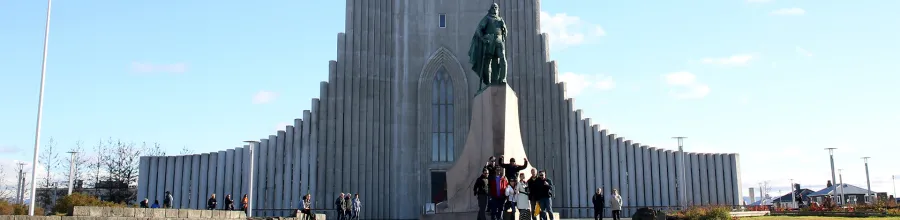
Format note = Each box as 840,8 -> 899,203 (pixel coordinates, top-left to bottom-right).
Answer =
136,0 -> 743,219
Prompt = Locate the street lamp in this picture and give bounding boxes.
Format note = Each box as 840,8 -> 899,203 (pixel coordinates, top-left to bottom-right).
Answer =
65,151 -> 79,195
862,157 -> 873,203
825,148 -> 837,189
672,136 -> 687,209
790,179 -> 796,209
838,169 -> 845,206
28,0 -> 53,216
243,140 -> 259,217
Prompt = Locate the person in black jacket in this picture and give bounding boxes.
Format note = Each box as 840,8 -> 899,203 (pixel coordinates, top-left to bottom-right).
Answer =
533,171 -> 554,220
224,194 -> 234,210
140,198 -> 149,208
473,168 -> 490,220
163,191 -> 173,208
483,156 -> 499,177
207,194 -> 218,210
526,168 -> 539,220
500,157 -> 528,182
592,188 -> 605,220
335,193 -> 346,220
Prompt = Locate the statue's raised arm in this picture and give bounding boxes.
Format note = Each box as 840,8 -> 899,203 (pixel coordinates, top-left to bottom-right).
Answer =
467,3 -> 509,94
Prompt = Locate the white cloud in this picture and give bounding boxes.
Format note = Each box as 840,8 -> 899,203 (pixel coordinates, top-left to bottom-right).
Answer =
663,71 -> 710,99
771,8 -> 806,16
252,91 -> 278,104
540,11 -> 606,50
700,54 -> 754,66
795,46 -> 813,57
559,72 -> 615,97
746,0 -> 772,3
131,62 -> 187,74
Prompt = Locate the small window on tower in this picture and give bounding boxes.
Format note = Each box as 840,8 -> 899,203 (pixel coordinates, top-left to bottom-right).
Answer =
439,14 -> 446,28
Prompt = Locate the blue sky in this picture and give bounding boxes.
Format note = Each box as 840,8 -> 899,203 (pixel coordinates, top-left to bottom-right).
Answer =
1,0 -> 899,200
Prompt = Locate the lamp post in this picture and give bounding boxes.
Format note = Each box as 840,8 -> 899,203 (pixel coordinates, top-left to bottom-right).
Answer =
862,157 -> 873,203
825,148 -> 837,190
790,178 -> 796,209
65,151 -> 78,195
673,136 -> 687,209
28,0 -> 53,216
893,175 -> 896,198
838,169 -> 845,206
243,140 -> 259,217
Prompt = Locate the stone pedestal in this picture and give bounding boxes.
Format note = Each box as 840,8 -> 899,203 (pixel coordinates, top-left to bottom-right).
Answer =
442,85 -> 533,213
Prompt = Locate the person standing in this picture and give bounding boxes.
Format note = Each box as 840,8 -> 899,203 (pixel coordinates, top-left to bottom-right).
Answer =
163,191 -> 173,208
516,173 -> 531,220
526,168 -> 539,220
207,194 -> 218,210
474,168 -> 490,220
241,194 -> 249,213
342,194 -> 352,220
489,167 -> 509,220
611,189 -> 623,220
533,170 -> 554,220
351,194 -> 361,220
500,158 -> 529,182
484,156 -> 499,177
592,188 -> 605,220
224,194 -> 235,210
334,193 -> 346,220
505,181 -> 517,218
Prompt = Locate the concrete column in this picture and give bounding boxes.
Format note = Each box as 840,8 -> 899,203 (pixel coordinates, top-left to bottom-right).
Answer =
181,155 -> 192,208
210,152 -> 221,208
173,156 -> 183,208
608,135 -> 619,203
190,154 -> 201,209
149,157 -> 159,204
234,147 -> 243,206
590,126 -> 602,203
215,151 -> 226,209
682,152 -> 693,206
166,156 -> 176,198
314,82 -> 328,211
698,154 -> 709,205
252,141 -> 264,215
275,130 -> 286,214
624,140 -> 636,216
600,130 -> 611,216
707,154 -> 718,205
549,62 -> 564,197
291,119 -> 303,209
266,136 -> 277,215
715,154 -> 726,205
138,157 -> 149,205
722,154 -> 734,206
327,31 -> 344,212
666,150 -> 677,207
574,112 -> 586,217
729,154 -> 742,206
690,153 -> 701,205
224,149 -> 235,206
199,153 -> 209,208
586,123 -> 598,205
565,100 -> 577,217
154,157 -> 167,202
522,0 -> 536,161
660,150 -> 670,208
649,147 -> 660,207
307,99 -> 321,206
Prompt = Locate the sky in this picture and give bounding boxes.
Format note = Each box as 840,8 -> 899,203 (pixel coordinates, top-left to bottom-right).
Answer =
1,0 -> 899,202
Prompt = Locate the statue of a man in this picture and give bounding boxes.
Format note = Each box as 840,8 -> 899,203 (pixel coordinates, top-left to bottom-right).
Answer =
468,3 -> 508,92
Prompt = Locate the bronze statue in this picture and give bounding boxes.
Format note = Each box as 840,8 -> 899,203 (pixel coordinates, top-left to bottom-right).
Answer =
468,3 -> 508,93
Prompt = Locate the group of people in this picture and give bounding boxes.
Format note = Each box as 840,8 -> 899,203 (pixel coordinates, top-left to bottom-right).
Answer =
333,193 -> 361,220
591,187 -> 624,220
138,191 -> 250,214
474,155 -> 556,220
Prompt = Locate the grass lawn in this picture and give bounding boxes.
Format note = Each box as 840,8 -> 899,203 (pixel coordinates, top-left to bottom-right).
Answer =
743,216 -> 900,219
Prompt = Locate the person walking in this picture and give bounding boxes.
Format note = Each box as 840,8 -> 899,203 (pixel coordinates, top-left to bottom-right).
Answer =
342,194 -> 352,220
516,173 -> 531,220
474,168 -> 490,220
611,189 -> 623,220
207,194 -> 218,210
224,194 -> 235,210
351,194 -> 361,220
334,193 -> 346,220
592,188 -> 605,220
489,167 -> 509,220
163,191 -> 173,208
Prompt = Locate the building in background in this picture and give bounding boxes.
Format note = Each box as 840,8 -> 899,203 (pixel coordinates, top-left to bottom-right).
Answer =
136,0 -> 742,219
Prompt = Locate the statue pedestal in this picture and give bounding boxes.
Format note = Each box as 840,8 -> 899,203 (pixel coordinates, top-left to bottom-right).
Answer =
442,85 -> 532,213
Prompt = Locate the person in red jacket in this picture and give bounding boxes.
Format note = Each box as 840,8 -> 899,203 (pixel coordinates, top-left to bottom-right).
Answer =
488,167 -> 508,220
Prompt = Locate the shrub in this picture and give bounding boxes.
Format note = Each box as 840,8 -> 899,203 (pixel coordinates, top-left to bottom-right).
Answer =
52,193 -> 124,215
0,200 -> 45,215
670,206 -> 731,220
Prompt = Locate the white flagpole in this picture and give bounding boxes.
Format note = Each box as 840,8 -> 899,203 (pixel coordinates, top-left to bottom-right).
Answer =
28,0 -> 53,216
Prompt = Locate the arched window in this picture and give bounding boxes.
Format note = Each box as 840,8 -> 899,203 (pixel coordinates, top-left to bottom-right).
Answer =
432,68 -> 454,162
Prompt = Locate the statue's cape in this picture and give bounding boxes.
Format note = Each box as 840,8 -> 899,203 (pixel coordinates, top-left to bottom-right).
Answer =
468,16 -> 491,78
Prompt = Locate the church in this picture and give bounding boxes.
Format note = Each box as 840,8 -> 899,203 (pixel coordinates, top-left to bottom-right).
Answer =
136,0 -> 743,219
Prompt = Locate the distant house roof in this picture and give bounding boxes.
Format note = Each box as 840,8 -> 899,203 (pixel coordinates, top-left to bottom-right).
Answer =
807,183 -> 875,197
772,189 -> 816,203
749,198 -> 773,206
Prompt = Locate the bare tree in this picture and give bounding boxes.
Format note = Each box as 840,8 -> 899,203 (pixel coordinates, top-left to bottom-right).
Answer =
88,139 -> 109,188
103,139 -> 142,204
179,146 -> 194,155
143,142 -> 166,157
0,164 -> 12,201
37,138 -> 60,210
